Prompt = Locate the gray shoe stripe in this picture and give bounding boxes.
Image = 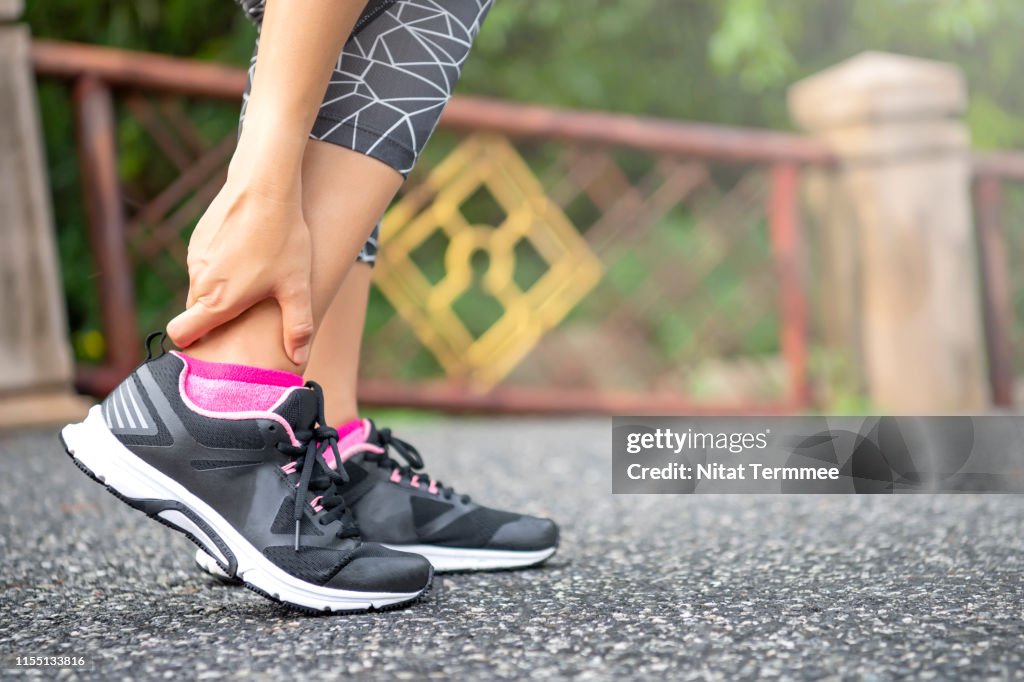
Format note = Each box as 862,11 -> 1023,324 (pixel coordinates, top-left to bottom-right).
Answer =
137,363 -> 191,445
118,385 -> 137,429
111,389 -> 124,429
125,379 -> 148,429
104,371 -> 160,437
416,504 -> 475,537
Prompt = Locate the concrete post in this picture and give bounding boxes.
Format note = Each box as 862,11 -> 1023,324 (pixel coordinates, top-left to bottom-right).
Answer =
0,1 -> 90,427
789,52 -> 988,412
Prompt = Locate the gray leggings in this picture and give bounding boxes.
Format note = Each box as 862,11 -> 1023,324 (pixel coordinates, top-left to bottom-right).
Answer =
237,0 -> 494,266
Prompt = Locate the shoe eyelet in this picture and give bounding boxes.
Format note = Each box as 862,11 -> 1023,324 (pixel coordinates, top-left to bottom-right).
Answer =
268,425 -> 276,432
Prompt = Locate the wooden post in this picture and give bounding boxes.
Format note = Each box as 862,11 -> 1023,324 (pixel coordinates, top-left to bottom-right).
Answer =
789,52 -> 988,412
0,3 -> 90,427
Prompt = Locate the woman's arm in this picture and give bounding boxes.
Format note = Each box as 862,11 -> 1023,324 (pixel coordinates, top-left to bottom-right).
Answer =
167,0 -> 369,368
233,0 -> 368,195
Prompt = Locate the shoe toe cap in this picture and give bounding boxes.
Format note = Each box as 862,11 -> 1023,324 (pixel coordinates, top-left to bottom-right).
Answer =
486,515 -> 559,551
326,544 -> 432,594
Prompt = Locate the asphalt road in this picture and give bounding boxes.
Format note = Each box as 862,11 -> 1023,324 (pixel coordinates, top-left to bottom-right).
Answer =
2,418 -> 1023,680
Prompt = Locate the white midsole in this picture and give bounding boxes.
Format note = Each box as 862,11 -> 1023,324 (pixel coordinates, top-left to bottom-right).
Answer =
63,406 -> 424,611
381,544 -> 556,572
195,548 -> 234,579
197,543 -> 556,577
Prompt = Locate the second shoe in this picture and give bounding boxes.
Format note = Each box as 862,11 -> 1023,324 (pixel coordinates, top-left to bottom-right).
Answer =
198,417 -> 558,575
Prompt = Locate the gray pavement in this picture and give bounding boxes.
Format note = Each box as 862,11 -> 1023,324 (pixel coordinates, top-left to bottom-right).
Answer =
1,417 -> 1023,680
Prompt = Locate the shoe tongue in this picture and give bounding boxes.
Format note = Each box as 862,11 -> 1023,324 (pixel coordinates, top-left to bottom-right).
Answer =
363,418 -> 383,446
272,387 -> 319,431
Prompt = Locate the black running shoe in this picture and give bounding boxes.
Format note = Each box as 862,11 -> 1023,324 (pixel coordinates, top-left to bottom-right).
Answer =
61,349 -> 432,613
197,418 -> 558,575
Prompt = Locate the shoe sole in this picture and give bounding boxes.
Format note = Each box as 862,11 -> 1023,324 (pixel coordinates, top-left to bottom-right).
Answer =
62,406 -> 431,614
380,544 -> 558,572
196,539 -> 556,577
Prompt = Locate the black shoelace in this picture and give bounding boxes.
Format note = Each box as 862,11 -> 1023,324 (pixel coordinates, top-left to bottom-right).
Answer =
275,382 -> 358,551
364,427 -> 470,503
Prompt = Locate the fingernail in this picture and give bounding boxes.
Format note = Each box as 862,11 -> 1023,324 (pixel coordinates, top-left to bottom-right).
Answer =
294,345 -> 309,367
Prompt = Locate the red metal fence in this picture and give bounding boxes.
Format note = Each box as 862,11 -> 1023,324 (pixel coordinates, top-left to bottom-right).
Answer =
973,152 -> 1024,408
33,40 -> 836,414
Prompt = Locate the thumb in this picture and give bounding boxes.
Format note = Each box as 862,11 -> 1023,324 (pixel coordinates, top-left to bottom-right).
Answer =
167,296 -> 245,350
276,280 -> 314,367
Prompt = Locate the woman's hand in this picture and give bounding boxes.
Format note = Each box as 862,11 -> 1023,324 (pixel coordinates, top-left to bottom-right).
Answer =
167,177 -> 315,367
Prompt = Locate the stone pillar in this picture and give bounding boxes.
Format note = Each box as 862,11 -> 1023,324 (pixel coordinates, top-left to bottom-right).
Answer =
789,52 -> 988,412
0,1 -> 90,427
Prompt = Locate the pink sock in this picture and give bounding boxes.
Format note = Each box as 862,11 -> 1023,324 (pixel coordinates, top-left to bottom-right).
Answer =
336,418 -> 367,445
173,351 -> 304,414
322,418 -> 378,469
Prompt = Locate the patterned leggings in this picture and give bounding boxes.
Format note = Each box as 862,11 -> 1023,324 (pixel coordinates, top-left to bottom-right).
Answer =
237,0 -> 494,265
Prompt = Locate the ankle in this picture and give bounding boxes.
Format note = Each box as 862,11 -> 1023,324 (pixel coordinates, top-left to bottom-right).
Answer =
185,340 -> 303,376
180,299 -> 305,374
324,403 -> 360,429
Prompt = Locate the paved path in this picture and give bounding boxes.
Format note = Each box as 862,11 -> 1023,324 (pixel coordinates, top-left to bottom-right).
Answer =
2,418 -> 1023,680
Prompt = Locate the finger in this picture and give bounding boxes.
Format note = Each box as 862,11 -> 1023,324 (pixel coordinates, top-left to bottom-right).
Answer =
276,279 -> 315,367
167,285 -> 249,349
184,260 -> 205,309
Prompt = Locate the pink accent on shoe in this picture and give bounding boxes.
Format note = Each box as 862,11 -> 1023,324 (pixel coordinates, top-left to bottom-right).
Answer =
410,475 -> 421,488
310,495 -> 323,512
428,480 -> 439,495
337,440 -> 384,464
389,469 -> 402,484
322,418 -> 384,469
171,352 -> 301,446
281,462 -> 298,475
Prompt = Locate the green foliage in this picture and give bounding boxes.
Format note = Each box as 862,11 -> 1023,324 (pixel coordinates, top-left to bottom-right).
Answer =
709,0 -> 795,90
462,0 -> 1024,141
26,1 -> 253,357
25,0 -> 255,61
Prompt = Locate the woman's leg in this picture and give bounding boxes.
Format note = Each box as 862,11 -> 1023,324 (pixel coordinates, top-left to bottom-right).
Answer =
305,263 -> 373,427
165,0 -> 383,372
298,0 -> 498,425
192,0 -> 499,376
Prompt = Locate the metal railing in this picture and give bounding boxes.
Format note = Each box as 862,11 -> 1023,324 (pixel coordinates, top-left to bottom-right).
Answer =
33,39 -> 834,414
973,152 -> 1024,407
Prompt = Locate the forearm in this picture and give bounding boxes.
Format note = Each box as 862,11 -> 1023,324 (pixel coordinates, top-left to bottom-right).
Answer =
231,0 -> 368,195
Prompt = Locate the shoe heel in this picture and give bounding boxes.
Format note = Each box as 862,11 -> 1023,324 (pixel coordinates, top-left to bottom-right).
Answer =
61,406 -> 236,574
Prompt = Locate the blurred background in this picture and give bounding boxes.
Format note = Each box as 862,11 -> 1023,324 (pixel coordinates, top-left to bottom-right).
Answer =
5,0 -> 1024,424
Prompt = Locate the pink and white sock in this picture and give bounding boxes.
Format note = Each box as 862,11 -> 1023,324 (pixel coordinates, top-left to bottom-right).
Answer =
172,351 -> 303,414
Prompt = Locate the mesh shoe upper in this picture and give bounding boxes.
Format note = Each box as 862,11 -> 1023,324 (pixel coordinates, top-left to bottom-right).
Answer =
330,419 -> 559,551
